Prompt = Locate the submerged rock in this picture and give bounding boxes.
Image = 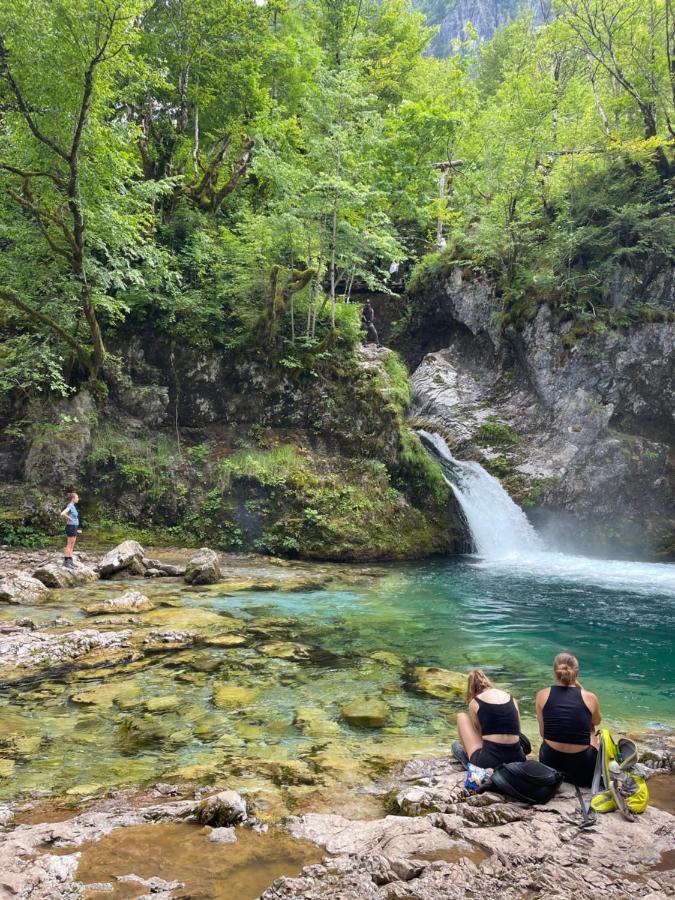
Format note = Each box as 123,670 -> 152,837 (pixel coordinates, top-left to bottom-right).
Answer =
259,641 -> 315,662
145,695 -> 180,713
206,825 -> 237,843
293,708 -> 341,737
70,681 -> 141,708
212,683 -> 257,709
83,590 -> 155,615
99,541 -> 146,577
410,666 -> 466,701
195,790 -> 247,827
184,548 -> 221,585
32,562 -> 98,589
341,697 -> 390,728
206,633 -> 248,647
0,573 -> 50,605
0,733 -> 42,759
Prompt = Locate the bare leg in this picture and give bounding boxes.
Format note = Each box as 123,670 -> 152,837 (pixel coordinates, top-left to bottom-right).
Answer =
457,712 -> 482,759
64,536 -> 77,559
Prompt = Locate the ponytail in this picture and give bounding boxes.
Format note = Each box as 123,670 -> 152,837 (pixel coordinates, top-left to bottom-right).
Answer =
553,652 -> 579,687
466,668 -> 494,703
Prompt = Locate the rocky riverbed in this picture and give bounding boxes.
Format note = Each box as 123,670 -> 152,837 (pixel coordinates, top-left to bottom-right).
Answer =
0,756 -> 673,898
1,543 -> 674,898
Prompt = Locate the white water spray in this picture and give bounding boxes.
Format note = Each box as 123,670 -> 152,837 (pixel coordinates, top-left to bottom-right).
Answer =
418,430 -> 543,559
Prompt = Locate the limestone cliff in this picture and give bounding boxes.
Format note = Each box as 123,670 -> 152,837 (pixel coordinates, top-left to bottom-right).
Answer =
397,266 -> 674,558
0,340 -> 461,560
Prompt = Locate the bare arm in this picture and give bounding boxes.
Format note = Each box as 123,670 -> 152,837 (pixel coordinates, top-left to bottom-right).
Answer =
584,690 -> 602,727
468,699 -> 482,736
535,689 -> 548,738
60,507 -> 69,519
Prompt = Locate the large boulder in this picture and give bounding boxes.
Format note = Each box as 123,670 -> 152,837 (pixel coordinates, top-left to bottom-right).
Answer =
0,573 -> 50,605
184,548 -> 220,585
410,666 -> 466,701
195,790 -> 247,827
99,541 -> 146,577
83,590 -> 155,615
341,696 -> 390,728
32,563 -> 98,589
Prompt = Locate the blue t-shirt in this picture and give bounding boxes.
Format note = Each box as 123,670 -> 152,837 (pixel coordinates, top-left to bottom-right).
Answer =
66,502 -> 79,527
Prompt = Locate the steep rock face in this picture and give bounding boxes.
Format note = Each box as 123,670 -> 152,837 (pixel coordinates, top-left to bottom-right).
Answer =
1,340 -> 462,560
419,0 -> 545,58
401,267 -> 674,557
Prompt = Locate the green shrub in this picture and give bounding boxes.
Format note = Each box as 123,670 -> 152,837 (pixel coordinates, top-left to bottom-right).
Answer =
476,418 -> 520,447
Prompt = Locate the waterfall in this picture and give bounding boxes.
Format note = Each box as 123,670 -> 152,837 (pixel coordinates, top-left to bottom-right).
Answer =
418,429 -> 544,559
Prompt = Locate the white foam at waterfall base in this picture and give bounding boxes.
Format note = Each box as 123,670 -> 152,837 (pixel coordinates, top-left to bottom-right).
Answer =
417,429 -> 675,596
418,429 -> 543,559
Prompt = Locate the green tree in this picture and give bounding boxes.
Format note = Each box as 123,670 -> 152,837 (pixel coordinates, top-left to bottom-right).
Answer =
0,0 -> 146,378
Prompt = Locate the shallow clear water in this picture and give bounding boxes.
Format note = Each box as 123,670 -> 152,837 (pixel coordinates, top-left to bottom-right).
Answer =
1,554 -> 673,803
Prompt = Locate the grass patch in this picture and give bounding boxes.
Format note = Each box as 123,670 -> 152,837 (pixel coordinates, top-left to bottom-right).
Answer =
476,418 -> 521,448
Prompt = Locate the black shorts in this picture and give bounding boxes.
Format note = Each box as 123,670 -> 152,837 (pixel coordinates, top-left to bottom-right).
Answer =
539,742 -> 597,787
65,524 -> 78,538
470,738 -> 526,769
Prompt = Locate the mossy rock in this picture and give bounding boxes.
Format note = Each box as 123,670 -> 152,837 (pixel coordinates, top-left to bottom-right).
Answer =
145,695 -> 180,713
0,759 -> 16,779
70,681 -> 141,708
341,696 -> 390,728
0,733 -> 42,759
206,634 -> 247,648
258,641 -> 315,662
212,683 -> 258,709
410,666 -> 466,701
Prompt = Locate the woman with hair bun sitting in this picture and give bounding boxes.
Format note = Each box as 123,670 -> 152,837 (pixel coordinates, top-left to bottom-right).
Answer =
536,652 -> 602,787
453,669 -> 527,769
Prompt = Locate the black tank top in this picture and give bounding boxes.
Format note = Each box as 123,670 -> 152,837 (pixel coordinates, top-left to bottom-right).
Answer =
543,685 -> 592,745
475,694 -> 520,735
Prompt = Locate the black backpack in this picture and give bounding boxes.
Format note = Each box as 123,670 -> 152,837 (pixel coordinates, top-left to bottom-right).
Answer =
478,760 -> 563,805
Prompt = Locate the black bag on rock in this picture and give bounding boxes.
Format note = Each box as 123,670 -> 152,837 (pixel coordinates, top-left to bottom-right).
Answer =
478,760 -> 563,805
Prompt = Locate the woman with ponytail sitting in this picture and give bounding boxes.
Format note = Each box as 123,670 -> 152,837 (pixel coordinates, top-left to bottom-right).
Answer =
536,652 -> 601,787
453,669 -> 527,769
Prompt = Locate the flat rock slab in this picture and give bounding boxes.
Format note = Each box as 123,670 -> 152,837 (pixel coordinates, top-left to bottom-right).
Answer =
288,813 -> 463,858
83,590 -> 155,615
267,757 -> 675,900
33,563 -> 98,589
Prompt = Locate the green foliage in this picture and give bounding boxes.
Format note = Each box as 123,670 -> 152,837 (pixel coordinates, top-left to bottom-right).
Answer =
396,428 -> 449,506
484,455 -> 513,479
219,446 -> 304,487
87,429 -> 181,501
476,418 -> 521,447
379,351 -> 412,412
0,522 -> 48,548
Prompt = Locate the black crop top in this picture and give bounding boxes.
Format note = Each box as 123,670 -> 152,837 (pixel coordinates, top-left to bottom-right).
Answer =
542,685 -> 592,745
475,694 -> 520,735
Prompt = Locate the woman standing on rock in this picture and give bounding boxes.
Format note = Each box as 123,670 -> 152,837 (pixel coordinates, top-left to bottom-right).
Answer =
59,491 -> 80,569
536,652 -> 601,787
453,669 -> 527,768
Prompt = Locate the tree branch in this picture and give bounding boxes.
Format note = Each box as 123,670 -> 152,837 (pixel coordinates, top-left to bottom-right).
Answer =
0,288 -> 91,365
211,137 -> 255,212
0,36 -> 70,161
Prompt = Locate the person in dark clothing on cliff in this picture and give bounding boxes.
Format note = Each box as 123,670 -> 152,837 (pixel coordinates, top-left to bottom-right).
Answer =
59,491 -> 80,568
361,300 -> 379,346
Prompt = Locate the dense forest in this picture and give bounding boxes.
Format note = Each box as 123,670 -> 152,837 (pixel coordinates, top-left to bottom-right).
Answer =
0,0 -> 672,391
0,0 -> 672,555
